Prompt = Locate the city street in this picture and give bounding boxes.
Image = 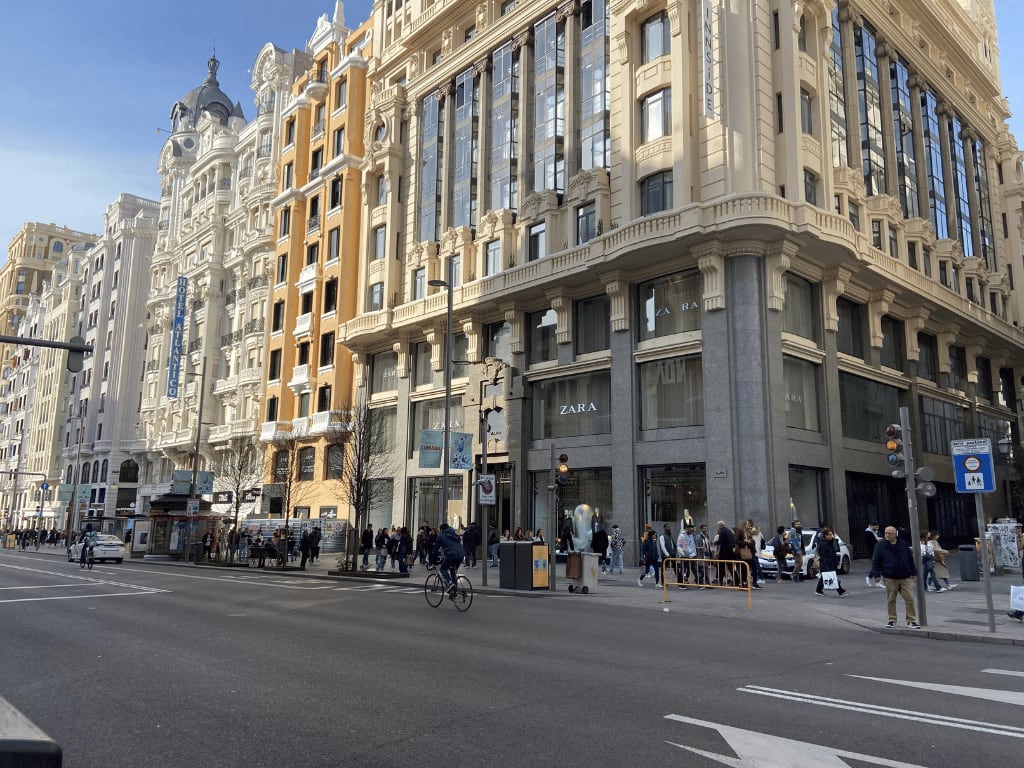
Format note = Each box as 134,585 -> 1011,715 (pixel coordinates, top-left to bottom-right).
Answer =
1,548 -> 1022,767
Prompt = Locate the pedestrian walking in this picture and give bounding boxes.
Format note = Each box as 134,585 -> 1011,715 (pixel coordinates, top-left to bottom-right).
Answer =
768,526 -> 791,583
659,524 -> 679,584
919,532 -> 943,592
695,524 -> 712,586
714,521 -> 735,585
813,527 -> 847,596
360,523 -> 374,569
488,524 -> 500,567
928,531 -> 957,591
374,527 -> 388,572
676,524 -> 697,586
788,520 -> 806,581
868,525 -> 920,628
609,524 -> 625,574
299,530 -> 312,569
637,529 -> 660,586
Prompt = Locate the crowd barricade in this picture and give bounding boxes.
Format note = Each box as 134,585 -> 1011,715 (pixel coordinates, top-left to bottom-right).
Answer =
659,556 -> 752,611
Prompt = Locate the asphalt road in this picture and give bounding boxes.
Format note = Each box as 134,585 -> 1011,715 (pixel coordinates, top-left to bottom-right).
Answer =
1,550 -> 1022,768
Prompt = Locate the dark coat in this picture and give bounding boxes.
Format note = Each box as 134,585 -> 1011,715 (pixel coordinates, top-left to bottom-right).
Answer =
817,536 -> 839,572
640,535 -> 659,566
591,528 -> 609,556
869,538 -> 917,580
715,526 -> 736,560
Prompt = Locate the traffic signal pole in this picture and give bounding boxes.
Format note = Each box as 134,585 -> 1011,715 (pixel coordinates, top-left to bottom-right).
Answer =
896,406 -> 927,627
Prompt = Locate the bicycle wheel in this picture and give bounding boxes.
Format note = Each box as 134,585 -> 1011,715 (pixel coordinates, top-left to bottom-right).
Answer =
451,575 -> 473,612
424,573 -> 445,608
87,556 -> 94,570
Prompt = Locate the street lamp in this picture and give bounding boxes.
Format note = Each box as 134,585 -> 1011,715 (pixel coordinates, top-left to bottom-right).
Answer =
428,257 -> 454,528
997,435 -> 1014,520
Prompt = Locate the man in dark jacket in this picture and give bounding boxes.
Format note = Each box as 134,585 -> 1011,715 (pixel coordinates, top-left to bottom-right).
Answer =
714,521 -> 736,585
360,524 -> 374,569
462,521 -> 480,568
869,525 -> 920,628
432,524 -> 465,591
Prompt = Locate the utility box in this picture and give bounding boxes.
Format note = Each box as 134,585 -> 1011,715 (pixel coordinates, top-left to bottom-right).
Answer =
958,544 -> 980,581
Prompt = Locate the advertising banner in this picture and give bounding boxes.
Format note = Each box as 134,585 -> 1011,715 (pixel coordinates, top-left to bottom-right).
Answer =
167,275 -> 188,399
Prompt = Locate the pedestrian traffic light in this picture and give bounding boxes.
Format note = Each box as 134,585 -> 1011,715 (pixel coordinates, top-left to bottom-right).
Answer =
884,424 -> 904,475
556,453 -> 570,486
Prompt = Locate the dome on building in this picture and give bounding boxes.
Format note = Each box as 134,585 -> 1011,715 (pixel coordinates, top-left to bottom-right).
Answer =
169,54 -> 245,133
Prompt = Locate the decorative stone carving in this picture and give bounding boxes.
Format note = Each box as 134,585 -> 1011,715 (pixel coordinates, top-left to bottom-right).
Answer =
822,266 -> 854,332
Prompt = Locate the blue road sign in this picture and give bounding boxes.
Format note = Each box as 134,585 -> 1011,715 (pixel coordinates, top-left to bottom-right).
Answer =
39,482 -> 49,491
951,438 -> 995,493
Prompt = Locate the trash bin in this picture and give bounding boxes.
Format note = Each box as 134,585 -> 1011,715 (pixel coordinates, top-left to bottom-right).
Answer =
498,542 -> 517,588
189,542 -> 203,563
565,552 -> 599,594
958,544 -> 980,581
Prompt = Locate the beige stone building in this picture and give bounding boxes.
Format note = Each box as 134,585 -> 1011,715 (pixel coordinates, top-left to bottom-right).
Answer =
331,0 -> 1024,559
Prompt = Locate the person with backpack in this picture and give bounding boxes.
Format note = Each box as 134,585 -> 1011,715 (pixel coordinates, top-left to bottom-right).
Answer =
769,525 -> 792,583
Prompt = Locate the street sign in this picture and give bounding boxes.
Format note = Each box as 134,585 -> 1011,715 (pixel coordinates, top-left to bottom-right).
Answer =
40,482 -> 49,491
951,438 -> 995,493
186,499 -> 200,516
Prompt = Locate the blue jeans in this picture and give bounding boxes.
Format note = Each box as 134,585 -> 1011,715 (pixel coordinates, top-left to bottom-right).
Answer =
609,550 -> 624,573
489,543 -> 499,565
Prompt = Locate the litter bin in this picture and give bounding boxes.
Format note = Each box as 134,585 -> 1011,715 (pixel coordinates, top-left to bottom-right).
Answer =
958,544 -> 980,581
565,552 -> 599,593
498,542 -> 517,588
189,542 -> 203,563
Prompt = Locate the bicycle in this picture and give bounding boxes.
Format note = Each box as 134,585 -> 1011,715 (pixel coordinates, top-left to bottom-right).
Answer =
79,545 -> 95,570
424,562 -> 473,612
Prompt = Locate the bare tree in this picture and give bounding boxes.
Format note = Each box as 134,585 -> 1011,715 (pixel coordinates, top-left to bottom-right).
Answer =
211,436 -> 264,546
328,404 -> 399,571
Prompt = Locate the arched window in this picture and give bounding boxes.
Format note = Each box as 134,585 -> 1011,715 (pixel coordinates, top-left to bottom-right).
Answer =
66,465 -> 74,484
100,460 -> 108,482
93,461 -> 100,483
81,462 -> 91,484
119,460 -> 139,483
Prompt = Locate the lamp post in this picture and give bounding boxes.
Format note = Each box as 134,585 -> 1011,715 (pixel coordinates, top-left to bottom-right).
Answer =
428,258 -> 454,528
473,358 -> 504,587
997,436 -> 1014,521
188,357 -> 209,558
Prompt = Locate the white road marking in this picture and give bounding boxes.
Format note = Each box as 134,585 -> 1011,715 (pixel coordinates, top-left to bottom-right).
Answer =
738,685 -> 1024,738
847,674 -> 1024,707
0,592 -> 164,604
982,668 -> 1024,679
665,714 -> 931,767
0,584 -> 85,591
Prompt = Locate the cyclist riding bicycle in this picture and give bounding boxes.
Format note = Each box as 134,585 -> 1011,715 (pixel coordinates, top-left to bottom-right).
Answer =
431,523 -> 465,593
79,524 -> 99,565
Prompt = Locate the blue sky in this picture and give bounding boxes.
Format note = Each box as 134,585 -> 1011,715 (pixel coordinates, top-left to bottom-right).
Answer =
1,0 -> 1023,250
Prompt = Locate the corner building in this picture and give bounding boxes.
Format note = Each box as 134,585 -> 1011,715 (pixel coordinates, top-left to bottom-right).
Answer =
338,0 -> 1024,560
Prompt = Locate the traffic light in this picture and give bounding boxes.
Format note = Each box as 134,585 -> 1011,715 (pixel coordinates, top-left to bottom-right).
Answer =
884,424 -> 904,476
556,453 -> 570,486
66,335 -> 86,372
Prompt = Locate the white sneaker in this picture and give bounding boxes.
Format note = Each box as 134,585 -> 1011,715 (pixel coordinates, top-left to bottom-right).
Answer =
637,578 -> 644,587
936,588 -> 947,593
948,583 -> 958,589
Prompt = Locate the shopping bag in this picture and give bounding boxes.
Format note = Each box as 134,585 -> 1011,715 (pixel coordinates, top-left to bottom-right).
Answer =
820,571 -> 839,590
1011,585 -> 1024,612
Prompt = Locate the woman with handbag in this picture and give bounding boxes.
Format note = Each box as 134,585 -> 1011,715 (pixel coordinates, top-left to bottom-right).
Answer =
814,527 -> 847,596
769,525 -> 791,583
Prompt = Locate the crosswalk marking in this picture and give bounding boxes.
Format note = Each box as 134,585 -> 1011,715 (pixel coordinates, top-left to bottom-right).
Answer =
847,674 -> 1024,707
737,685 -> 1024,738
982,668 -> 1024,679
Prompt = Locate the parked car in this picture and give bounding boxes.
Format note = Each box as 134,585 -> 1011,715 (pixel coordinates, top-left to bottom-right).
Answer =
758,528 -> 851,580
67,534 -> 125,564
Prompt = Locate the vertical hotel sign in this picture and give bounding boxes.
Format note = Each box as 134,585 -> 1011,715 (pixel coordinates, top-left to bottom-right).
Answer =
167,276 -> 188,399
701,0 -> 716,118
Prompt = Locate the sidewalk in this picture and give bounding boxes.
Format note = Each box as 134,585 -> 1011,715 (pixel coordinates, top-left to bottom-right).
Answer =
10,545 -> 1023,646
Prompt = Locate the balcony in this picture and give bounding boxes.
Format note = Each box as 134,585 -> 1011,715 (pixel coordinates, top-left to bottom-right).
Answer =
207,424 -> 232,443
293,313 -> 313,338
305,71 -> 328,101
245,318 -> 265,336
188,339 -> 203,353
288,364 -> 310,390
220,329 -> 242,347
298,260 -> 319,286
291,416 -> 311,438
247,275 -> 268,290
239,368 -> 263,386
310,410 -> 351,436
306,214 -> 320,234
260,421 -> 292,442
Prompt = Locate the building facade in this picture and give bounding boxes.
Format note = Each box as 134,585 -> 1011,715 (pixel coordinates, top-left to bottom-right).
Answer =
260,6 -> 373,538
329,0 -> 1024,560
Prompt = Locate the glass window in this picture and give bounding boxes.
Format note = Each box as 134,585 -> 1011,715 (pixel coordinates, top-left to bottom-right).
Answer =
368,282 -> 384,312
528,223 -> 546,261
279,209 -> 290,238
413,268 -> 426,300
639,355 -> 703,429
485,321 -> 513,361
640,171 -> 673,216
268,349 -> 282,380
324,278 -> 338,313
782,274 -> 818,342
319,332 -> 335,367
298,447 -> 315,481
919,395 -> 966,455
916,333 -> 938,381
948,345 -> 967,391
371,351 -> 398,395
274,450 -> 289,481
330,176 -> 343,208
531,371 -> 611,439
575,294 -> 610,354
803,169 -> 819,206
800,89 -> 813,134
414,341 -> 432,387
640,88 -> 671,142
272,301 -> 285,332
640,11 -> 670,64
838,372 -> 900,441
836,297 -> 865,360
880,316 -> 904,370
373,226 -> 386,260
577,203 -> 596,245
266,396 -> 279,422
638,270 -> 702,340
327,228 -> 340,261
410,397 -> 464,457
486,240 -> 502,275
325,444 -> 344,480
975,356 -> 993,403
783,356 -> 820,430
452,333 -> 469,379
316,384 -> 332,412
528,308 -> 558,365
377,175 -> 388,206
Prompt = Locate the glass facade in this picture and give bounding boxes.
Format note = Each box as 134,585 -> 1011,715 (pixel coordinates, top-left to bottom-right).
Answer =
783,356 -> 819,430
491,43 -> 519,212
531,371 -> 611,439
949,114 -> 973,257
637,270 -> 702,340
890,57 -> 919,219
579,0 -> 610,171
533,13 -> 565,194
839,373 -> 900,442
452,68 -> 479,230
639,355 -> 703,429
419,91 -> 444,242
922,90 -> 948,239
527,308 -> 558,365
828,6 -> 848,168
855,23 -> 886,196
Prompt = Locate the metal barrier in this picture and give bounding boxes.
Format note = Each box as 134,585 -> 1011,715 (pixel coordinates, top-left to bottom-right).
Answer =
659,557 -> 753,611
0,694 -> 62,766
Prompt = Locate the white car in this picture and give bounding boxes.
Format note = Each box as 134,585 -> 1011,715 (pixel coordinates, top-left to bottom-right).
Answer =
758,529 -> 851,580
67,534 -> 126,564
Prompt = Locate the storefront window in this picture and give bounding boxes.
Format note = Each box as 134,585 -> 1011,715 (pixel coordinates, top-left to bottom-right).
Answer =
528,308 -> 558,365
530,467 -> 613,554
409,476 -> 464,530
782,274 -> 819,342
783,356 -> 820,431
637,270 -> 701,341
531,371 -> 611,439
639,355 -> 703,429
410,397 -> 463,457
642,465 -> 707,530
370,351 -> 397,395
